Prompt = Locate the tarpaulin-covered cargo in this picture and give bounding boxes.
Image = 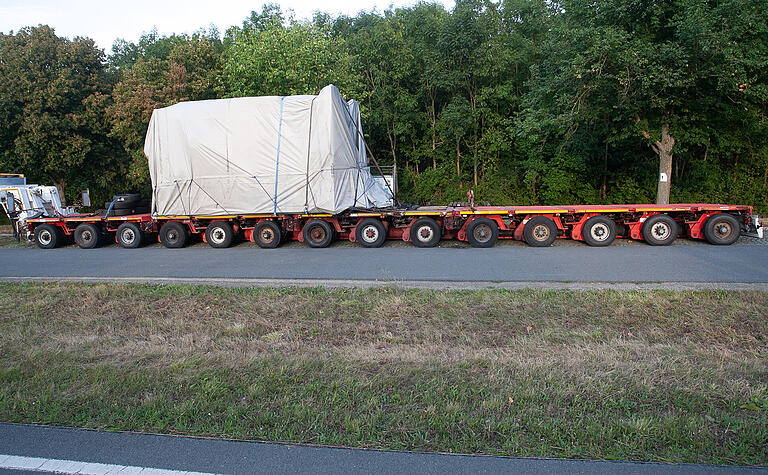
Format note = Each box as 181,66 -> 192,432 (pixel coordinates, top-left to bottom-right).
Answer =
144,84 -> 392,216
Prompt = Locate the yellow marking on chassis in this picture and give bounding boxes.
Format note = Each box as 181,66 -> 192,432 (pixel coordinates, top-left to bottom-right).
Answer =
580,209 -> 629,213
514,209 -> 569,214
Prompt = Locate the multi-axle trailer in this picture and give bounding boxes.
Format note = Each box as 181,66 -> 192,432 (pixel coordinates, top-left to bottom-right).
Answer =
22,202 -> 761,250
4,87 -> 763,250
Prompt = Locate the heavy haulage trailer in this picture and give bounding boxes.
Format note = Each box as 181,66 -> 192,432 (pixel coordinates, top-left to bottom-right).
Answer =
2,86 -> 763,250
19,202 -> 763,250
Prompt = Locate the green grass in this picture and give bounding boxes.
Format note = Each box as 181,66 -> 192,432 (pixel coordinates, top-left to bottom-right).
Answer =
0,283 -> 766,465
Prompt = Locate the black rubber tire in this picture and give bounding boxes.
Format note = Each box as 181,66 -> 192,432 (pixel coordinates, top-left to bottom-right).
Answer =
110,207 -> 151,217
254,220 -> 282,249
704,213 -> 740,245
355,218 -> 387,248
34,224 -> 61,249
109,208 -> 133,216
409,217 -> 441,248
466,217 -> 499,248
302,219 -> 335,248
74,223 -> 102,249
582,215 -> 617,247
523,216 -> 557,247
642,214 -> 678,246
159,221 -> 189,248
113,193 -> 140,202
112,196 -> 141,209
205,221 -> 235,248
116,222 -> 144,249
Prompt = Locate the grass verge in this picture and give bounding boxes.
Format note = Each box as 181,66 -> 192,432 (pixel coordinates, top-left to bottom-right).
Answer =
0,283 -> 765,464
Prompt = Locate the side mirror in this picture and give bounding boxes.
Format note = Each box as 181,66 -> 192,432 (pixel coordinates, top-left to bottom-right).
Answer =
81,189 -> 91,207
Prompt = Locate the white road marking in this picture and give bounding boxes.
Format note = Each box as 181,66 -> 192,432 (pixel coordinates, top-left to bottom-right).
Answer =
0,454 -> 215,474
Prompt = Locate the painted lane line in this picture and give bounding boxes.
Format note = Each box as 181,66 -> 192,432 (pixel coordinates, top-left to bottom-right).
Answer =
0,454 -> 215,474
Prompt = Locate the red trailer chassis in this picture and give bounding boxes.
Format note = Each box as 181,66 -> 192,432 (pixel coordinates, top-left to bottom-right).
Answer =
24,202 -> 761,250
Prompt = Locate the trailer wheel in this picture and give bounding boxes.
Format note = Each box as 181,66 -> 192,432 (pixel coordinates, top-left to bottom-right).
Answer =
159,221 -> 189,248
704,213 -> 740,245
523,216 -> 557,247
117,222 -> 144,249
254,220 -> 282,249
34,224 -> 61,249
303,219 -> 334,248
74,223 -> 102,249
583,216 -> 617,247
410,217 -> 441,248
356,218 -> 387,248
642,214 -> 678,246
466,217 -> 499,248
205,221 -> 235,248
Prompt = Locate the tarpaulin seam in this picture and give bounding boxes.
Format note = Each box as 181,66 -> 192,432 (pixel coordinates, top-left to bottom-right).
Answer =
274,96 -> 285,215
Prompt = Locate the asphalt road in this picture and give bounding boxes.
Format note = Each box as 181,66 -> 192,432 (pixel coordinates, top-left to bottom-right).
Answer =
1,423 -> 765,474
0,239 -> 767,283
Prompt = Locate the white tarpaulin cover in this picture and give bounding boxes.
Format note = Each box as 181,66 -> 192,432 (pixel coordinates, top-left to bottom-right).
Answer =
144,84 -> 392,216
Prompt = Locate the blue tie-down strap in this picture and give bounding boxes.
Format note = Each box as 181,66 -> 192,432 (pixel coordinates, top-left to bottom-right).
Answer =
274,96 -> 285,215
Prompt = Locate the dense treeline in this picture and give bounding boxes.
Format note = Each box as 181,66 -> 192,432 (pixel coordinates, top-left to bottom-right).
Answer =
1,0 -> 767,211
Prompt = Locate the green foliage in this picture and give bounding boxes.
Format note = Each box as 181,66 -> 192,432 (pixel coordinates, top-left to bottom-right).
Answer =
220,9 -> 353,97
0,26 -> 125,206
108,32 -> 222,191
1,1 -> 767,211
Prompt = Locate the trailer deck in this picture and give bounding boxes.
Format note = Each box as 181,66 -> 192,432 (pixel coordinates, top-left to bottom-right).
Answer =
22,202 -> 761,250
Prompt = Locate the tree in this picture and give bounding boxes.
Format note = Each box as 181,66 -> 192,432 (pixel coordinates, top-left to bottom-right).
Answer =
220,7 -> 353,97
523,0 -> 768,204
0,25 -> 124,205
108,33 -> 222,191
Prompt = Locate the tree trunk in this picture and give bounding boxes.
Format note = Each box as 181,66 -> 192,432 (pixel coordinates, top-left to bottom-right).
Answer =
54,178 -> 66,207
601,142 -> 608,201
641,122 -> 675,205
456,138 -> 461,177
430,94 -> 437,170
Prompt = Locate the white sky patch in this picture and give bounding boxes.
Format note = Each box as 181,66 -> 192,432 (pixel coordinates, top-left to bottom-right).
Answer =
0,0 -> 455,53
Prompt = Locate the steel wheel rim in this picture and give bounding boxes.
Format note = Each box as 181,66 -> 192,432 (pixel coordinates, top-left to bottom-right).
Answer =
39,230 -> 52,245
417,225 -> 434,242
651,222 -> 670,239
167,230 -> 178,242
309,226 -> 326,242
81,230 -> 93,242
533,224 -> 550,241
714,221 -> 732,239
590,223 -> 610,242
210,227 -> 226,244
261,228 -> 275,243
362,225 -> 379,243
122,229 -> 135,244
473,224 -> 492,243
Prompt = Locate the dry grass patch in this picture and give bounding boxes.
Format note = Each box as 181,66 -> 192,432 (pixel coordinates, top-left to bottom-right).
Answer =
0,282 -> 766,464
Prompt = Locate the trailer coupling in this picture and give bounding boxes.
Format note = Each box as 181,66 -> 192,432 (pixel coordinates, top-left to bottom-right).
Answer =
743,215 -> 765,239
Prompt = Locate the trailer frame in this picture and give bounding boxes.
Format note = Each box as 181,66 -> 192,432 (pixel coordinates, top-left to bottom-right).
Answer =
23,202 -> 761,249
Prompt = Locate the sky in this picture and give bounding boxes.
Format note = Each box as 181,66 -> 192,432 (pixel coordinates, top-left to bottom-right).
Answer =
0,0 -> 455,53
